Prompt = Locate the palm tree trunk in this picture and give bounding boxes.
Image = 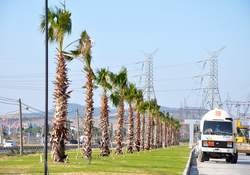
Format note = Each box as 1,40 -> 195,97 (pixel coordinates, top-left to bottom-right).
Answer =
166,125 -> 170,147
151,118 -> 155,149
115,98 -> 124,154
164,122 -> 167,148
135,110 -> 141,152
160,122 -> 163,148
51,52 -> 69,162
83,70 -> 94,161
145,112 -> 151,150
100,93 -> 110,156
141,113 -> 145,150
156,117 -> 160,148
127,103 -> 134,153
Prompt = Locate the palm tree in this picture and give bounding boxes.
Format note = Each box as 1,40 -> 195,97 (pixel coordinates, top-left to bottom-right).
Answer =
139,101 -> 147,150
156,112 -> 161,148
110,68 -> 128,154
169,117 -> 174,146
159,112 -> 165,148
124,83 -> 137,153
173,120 -> 181,145
145,99 -> 157,150
95,68 -> 112,156
134,90 -> 143,152
69,31 -> 94,161
151,103 -> 160,149
40,5 -> 72,162
145,100 -> 152,150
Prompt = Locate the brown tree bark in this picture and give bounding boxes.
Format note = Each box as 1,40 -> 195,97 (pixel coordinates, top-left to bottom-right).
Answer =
145,112 -> 151,150
83,70 -> 94,162
151,118 -> 155,149
115,99 -> 124,154
141,114 -> 145,150
160,122 -> 163,148
127,103 -> 134,153
100,93 -> 110,156
156,117 -> 160,148
164,122 -> 167,148
135,110 -> 141,152
50,52 -> 70,162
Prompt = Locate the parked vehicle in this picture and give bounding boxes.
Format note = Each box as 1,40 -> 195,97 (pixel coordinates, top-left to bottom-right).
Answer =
235,118 -> 250,155
198,108 -> 238,163
3,140 -> 17,148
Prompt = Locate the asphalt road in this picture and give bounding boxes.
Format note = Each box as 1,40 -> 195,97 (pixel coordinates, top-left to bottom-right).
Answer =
191,154 -> 250,175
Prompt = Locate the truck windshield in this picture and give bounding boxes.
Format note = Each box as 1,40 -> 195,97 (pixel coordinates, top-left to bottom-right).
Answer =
203,121 -> 232,136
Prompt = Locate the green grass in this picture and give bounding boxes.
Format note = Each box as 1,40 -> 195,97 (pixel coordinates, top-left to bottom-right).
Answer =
0,145 -> 190,175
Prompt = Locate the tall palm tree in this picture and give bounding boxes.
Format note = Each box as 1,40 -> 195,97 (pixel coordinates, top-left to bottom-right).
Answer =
173,120 -> 181,145
151,103 -> 160,149
145,99 -> 157,150
134,90 -> 143,152
165,112 -> 170,147
110,68 -> 128,154
69,31 -> 94,161
169,117 -> 174,146
159,113 -> 164,148
95,68 -> 112,156
145,100 -> 152,150
139,101 -> 147,150
40,6 -> 72,162
124,83 -> 137,153
156,112 -> 161,148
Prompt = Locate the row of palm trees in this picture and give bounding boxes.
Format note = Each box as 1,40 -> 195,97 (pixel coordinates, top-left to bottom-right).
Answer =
40,5 -> 180,163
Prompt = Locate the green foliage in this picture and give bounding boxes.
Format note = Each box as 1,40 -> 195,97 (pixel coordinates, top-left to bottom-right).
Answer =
40,6 -> 72,50
110,91 -> 120,107
110,67 -> 128,91
124,83 -> 137,104
109,68 -> 128,107
67,31 -> 93,71
95,68 -> 112,92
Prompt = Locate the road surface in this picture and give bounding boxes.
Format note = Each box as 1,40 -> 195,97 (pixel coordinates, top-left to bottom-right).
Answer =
190,154 -> 250,175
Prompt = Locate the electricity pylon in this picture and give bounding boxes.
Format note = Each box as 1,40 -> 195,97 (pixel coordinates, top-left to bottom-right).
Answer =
143,49 -> 157,101
199,47 -> 225,110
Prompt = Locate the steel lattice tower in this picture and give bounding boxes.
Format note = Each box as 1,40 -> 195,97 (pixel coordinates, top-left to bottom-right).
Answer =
143,50 -> 157,101
201,47 -> 225,110
144,56 -> 155,100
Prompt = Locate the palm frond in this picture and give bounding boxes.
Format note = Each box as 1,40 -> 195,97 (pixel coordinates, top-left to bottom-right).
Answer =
110,91 -> 121,107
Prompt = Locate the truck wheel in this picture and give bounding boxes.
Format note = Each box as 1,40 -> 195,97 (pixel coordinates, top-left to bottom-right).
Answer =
226,157 -> 231,163
230,153 -> 238,164
246,153 -> 250,156
198,151 -> 206,162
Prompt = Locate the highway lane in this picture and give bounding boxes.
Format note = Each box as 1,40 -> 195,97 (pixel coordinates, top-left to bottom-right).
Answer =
191,154 -> 250,175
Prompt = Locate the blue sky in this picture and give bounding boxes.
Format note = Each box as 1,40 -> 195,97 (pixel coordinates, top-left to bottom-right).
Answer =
0,0 -> 249,114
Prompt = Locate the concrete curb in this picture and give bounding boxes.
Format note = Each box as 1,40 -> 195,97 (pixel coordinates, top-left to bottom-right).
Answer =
182,147 -> 195,175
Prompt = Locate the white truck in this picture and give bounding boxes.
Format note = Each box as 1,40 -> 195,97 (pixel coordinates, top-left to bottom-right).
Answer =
198,108 -> 238,163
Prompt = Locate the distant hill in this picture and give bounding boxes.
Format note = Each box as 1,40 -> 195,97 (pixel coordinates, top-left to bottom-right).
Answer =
0,103 -> 207,121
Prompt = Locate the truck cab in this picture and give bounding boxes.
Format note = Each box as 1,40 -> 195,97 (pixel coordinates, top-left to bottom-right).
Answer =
198,108 -> 238,163
235,118 -> 250,155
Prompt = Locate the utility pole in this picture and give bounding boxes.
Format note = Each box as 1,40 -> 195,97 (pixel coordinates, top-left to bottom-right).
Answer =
18,98 -> 23,155
44,0 -> 49,174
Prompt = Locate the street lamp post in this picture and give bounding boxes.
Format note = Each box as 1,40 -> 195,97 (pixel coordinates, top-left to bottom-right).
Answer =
44,0 -> 49,174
